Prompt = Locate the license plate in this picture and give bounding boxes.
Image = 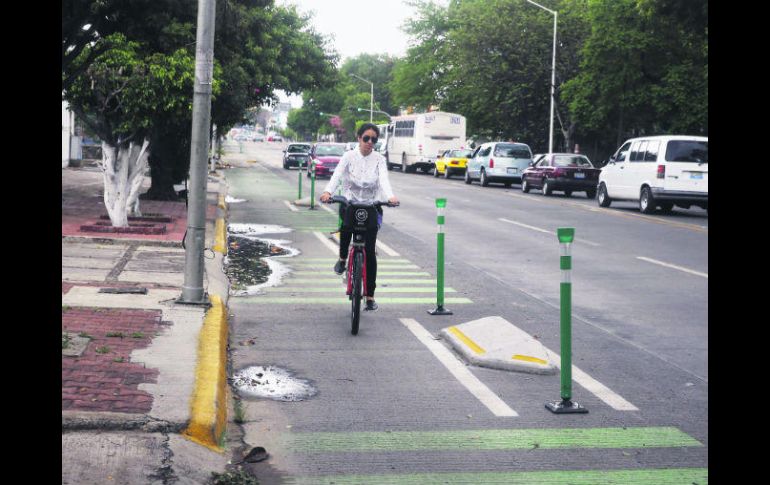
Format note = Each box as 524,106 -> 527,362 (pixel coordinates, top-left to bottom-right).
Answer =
507,168 -> 518,174
690,172 -> 703,179
574,173 -> 585,179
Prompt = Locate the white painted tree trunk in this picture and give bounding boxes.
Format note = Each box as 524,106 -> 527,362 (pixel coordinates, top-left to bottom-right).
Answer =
101,139 -> 150,227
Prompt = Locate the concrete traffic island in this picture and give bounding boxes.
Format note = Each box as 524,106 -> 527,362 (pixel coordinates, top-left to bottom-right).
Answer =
441,316 -> 558,374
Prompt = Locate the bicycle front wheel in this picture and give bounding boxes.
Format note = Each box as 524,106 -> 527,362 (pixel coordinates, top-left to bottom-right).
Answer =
351,251 -> 363,335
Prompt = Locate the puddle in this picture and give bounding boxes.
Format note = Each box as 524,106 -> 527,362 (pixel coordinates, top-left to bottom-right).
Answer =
225,195 -> 247,203
224,224 -> 299,296
232,365 -> 317,402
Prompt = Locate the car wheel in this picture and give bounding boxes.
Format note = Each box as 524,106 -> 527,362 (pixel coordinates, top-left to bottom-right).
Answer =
387,162 -> 394,171
433,166 -> 440,177
542,179 -> 552,196
283,161 -> 289,169
639,186 -> 656,214
444,168 -> 451,179
522,178 -> 530,193
504,182 -> 512,188
464,170 -> 472,184
564,190 -> 572,197
480,169 -> 489,187
597,183 -> 611,207
586,189 -> 596,199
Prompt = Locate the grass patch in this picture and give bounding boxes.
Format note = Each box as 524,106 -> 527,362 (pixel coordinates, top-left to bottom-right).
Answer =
95,346 -> 111,354
106,332 -> 125,338
78,332 -> 93,339
62,333 -> 71,349
131,332 -> 145,338
112,357 -> 125,363
233,398 -> 245,424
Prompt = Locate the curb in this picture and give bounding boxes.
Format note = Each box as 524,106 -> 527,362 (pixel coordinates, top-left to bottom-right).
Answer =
183,294 -> 229,451
212,217 -> 227,254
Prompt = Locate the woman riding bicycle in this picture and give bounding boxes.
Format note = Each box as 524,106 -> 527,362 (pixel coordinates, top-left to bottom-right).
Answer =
320,123 -> 399,312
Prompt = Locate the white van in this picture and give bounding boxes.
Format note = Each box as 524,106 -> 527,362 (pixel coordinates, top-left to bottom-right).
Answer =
465,141 -> 533,187
386,112 -> 467,173
597,135 -> 708,213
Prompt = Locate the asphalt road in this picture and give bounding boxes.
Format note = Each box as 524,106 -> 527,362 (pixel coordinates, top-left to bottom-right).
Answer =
224,140 -> 708,484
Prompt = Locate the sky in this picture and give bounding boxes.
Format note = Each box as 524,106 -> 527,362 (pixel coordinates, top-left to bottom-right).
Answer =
275,0 -> 425,108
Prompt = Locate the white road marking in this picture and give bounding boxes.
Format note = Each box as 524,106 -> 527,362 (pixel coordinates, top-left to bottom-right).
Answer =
399,318 -> 518,417
498,218 -> 601,247
543,347 -> 639,411
376,240 -> 400,256
312,231 -> 339,256
319,203 -> 336,214
283,200 -> 299,212
636,257 -> 707,279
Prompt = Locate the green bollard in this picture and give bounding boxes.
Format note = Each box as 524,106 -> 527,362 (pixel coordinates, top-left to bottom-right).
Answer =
298,161 -> 303,200
546,227 -> 588,414
310,161 -> 316,210
429,198 -> 452,315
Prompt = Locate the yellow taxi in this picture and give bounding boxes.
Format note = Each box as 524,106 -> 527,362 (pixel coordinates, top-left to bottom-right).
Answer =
433,148 -> 474,179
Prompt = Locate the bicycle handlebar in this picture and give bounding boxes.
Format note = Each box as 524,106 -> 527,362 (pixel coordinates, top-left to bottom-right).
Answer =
324,195 -> 400,207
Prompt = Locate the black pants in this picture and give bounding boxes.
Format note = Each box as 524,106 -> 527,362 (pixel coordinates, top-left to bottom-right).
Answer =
338,205 -> 381,298
339,229 -> 378,297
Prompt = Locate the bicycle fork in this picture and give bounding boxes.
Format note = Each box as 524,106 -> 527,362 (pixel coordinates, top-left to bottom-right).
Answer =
345,244 -> 368,297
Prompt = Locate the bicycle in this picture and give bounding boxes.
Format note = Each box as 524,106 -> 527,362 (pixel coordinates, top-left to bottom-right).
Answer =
325,195 -> 399,335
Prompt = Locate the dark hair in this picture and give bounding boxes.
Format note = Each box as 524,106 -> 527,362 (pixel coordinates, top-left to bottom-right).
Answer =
357,123 -> 380,137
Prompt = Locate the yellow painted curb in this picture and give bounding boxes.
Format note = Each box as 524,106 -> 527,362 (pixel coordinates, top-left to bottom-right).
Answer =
447,326 -> 486,355
212,218 -> 227,254
183,294 -> 229,452
217,194 -> 226,210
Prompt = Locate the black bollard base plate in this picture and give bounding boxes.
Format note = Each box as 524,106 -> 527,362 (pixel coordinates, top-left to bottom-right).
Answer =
428,307 -> 453,315
545,399 -> 588,414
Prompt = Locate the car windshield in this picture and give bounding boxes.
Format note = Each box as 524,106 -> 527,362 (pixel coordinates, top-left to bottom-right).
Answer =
287,145 -> 310,153
494,144 -> 531,158
553,155 -> 593,167
665,141 -> 708,163
315,145 -> 345,156
448,149 -> 473,158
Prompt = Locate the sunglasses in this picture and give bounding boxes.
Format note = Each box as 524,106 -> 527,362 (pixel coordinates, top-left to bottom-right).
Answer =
361,135 -> 379,144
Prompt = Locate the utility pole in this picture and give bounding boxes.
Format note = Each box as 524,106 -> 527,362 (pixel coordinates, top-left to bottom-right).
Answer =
180,0 -> 216,304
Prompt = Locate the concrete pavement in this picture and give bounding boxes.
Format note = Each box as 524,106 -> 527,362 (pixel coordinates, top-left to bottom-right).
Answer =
61,164 -> 238,483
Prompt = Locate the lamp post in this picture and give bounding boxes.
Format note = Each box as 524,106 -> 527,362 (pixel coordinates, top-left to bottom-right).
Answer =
525,0 -> 557,154
349,73 -> 374,123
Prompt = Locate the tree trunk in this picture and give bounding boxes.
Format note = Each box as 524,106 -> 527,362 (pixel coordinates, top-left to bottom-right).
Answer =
101,139 -> 150,227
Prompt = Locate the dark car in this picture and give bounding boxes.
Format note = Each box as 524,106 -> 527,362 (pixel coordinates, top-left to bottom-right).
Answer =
282,143 -> 312,169
308,143 -> 346,178
521,153 -> 601,198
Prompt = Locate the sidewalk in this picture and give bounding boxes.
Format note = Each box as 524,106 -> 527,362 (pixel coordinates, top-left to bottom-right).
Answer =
61,165 -> 234,484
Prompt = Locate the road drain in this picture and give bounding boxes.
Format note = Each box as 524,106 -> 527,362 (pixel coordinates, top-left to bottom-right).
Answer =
232,365 -> 316,401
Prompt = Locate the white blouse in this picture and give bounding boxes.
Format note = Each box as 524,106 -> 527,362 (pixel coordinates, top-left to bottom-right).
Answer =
323,148 -> 395,202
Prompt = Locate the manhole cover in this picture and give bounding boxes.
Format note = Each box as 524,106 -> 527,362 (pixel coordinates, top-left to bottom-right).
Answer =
232,365 -> 316,401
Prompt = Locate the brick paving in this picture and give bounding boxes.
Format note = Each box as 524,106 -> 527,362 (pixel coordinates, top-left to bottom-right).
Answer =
61,306 -> 163,413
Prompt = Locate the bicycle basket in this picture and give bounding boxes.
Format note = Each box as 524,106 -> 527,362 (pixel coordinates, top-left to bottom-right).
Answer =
342,205 -> 379,232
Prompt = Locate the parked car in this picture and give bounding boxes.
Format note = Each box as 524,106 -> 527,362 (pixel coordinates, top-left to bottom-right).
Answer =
434,149 -> 474,179
282,143 -> 312,170
465,142 -> 533,187
597,135 -> 708,213
308,143 -> 346,178
521,153 -> 601,198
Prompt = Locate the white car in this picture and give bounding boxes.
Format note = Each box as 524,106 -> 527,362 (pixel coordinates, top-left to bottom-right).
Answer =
465,141 -> 533,187
597,135 -> 708,213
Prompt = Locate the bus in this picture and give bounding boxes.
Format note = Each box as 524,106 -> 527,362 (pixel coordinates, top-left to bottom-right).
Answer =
385,112 -> 467,173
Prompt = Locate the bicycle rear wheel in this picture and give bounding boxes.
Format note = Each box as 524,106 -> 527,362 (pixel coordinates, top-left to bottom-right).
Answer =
351,252 -> 363,335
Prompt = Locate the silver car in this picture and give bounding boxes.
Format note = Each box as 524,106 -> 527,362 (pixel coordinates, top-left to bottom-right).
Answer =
465,142 -> 533,187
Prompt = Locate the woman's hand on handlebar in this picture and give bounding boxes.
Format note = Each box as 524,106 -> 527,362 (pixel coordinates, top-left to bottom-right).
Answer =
320,192 -> 332,203
388,196 -> 400,206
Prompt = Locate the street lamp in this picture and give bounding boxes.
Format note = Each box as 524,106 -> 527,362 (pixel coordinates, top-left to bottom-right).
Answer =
357,108 -> 392,120
349,73 -> 374,123
525,0 -> 557,154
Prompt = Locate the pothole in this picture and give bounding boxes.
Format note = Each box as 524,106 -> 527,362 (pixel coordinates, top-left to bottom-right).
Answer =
232,365 -> 317,401
224,224 -> 299,296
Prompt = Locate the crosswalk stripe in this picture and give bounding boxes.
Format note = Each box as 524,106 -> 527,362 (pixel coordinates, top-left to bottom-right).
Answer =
285,426 -> 701,452
283,468 -> 708,485
267,287 -> 456,293
286,279 -> 438,285
237,297 -> 473,304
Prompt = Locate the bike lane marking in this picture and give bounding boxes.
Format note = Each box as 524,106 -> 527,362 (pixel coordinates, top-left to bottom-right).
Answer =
399,318 -> 518,417
313,231 -> 340,255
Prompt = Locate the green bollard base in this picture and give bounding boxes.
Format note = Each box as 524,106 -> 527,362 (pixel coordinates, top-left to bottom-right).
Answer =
545,399 -> 588,414
428,306 -> 453,316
